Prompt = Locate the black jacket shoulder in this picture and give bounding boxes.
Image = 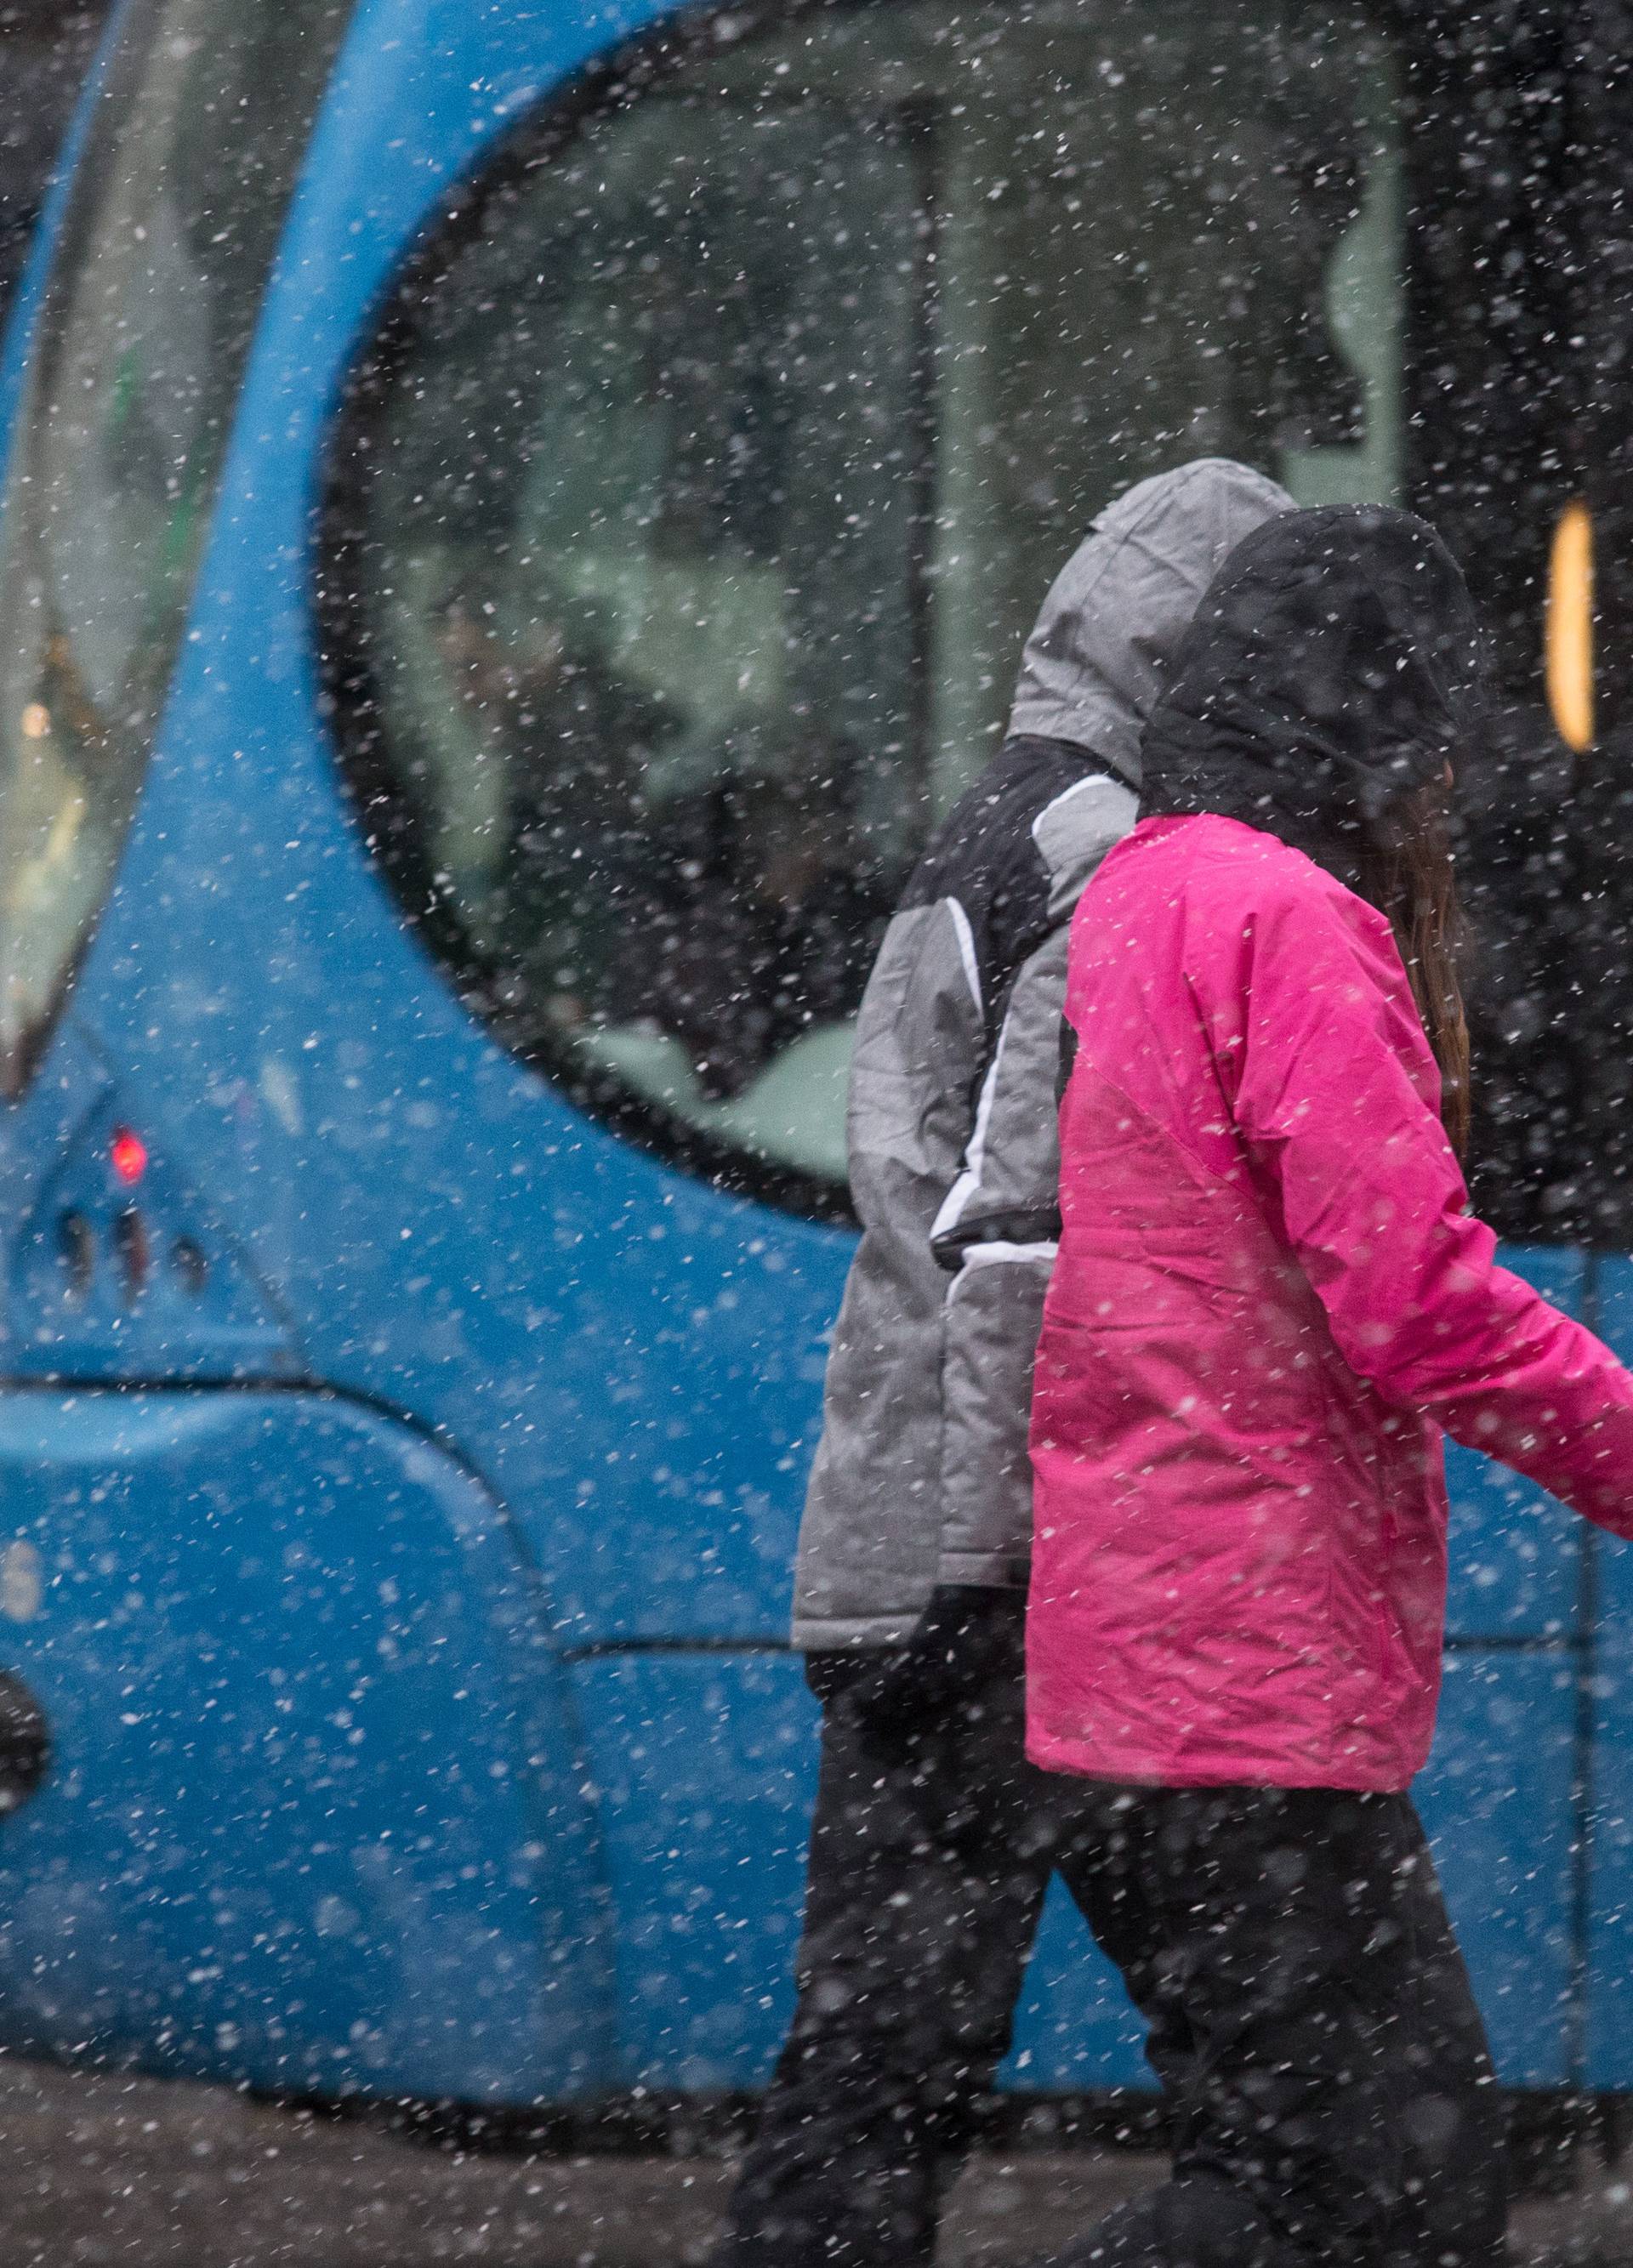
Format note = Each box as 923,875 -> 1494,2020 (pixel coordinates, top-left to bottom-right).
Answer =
900,735 -> 1107,1048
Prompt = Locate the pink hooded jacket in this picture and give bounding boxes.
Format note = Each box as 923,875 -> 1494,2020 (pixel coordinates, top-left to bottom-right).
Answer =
1027,512 -> 1633,1793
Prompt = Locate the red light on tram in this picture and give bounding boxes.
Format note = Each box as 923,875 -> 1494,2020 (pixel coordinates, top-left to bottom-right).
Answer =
111,1128 -> 148,1186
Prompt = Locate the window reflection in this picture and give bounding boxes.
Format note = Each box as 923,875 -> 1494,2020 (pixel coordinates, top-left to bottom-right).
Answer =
0,0 -> 350,1097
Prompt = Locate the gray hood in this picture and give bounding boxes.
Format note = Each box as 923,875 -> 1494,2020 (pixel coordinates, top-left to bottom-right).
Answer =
1007,457 -> 1295,787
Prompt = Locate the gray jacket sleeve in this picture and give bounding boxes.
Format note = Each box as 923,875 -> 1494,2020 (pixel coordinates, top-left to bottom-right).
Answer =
929,926 -> 1068,1586
790,901 -> 987,1650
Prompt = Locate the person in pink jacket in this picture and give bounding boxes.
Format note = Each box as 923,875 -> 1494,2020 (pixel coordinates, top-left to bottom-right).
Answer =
1027,504 -> 1633,2268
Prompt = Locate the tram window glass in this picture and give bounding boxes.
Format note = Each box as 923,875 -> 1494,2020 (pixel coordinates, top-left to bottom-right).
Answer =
0,0 -> 351,1099
327,0 -> 1402,1211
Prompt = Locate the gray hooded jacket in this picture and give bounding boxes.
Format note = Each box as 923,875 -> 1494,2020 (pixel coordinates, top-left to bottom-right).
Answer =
791,458 -> 1294,1652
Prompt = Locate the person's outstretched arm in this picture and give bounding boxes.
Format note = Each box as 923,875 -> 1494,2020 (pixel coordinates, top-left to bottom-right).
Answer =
1218,876 -> 1633,1534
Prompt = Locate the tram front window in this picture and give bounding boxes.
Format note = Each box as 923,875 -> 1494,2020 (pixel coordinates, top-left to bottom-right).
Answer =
327,0 -> 1403,1210
0,0 -> 351,1099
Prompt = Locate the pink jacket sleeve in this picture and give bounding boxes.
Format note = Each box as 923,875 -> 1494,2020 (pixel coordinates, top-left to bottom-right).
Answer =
1213,875 -> 1633,1537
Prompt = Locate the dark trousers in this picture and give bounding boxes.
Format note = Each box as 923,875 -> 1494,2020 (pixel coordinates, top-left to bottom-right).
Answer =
714,1589 -> 1506,2268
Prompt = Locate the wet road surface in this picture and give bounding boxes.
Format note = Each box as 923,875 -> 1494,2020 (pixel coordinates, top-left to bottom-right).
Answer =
0,2057 -> 1624,2265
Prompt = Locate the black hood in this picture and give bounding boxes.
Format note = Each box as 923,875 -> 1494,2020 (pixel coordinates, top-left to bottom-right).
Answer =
1138,504 -> 1489,880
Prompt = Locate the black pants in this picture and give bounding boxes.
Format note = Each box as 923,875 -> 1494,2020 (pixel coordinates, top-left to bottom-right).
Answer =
714,1590 -> 1505,2268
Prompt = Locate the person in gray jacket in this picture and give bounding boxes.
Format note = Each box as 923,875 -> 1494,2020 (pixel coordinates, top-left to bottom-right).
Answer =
714,458 -> 1293,2268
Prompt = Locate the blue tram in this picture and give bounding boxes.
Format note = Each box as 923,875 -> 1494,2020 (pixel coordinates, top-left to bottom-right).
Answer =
0,0 -> 1630,2108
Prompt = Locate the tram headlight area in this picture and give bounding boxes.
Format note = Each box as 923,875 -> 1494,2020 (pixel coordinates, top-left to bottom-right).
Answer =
0,0 -> 1626,2146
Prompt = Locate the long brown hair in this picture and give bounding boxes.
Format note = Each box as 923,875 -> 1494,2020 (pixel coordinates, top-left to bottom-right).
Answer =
1357,782 -> 1470,1157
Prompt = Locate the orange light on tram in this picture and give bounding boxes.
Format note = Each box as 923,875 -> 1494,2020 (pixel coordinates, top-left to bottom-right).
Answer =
1545,499 -> 1595,753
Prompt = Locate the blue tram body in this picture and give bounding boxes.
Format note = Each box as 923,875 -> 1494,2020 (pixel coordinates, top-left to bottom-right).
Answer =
0,0 -> 1625,2107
